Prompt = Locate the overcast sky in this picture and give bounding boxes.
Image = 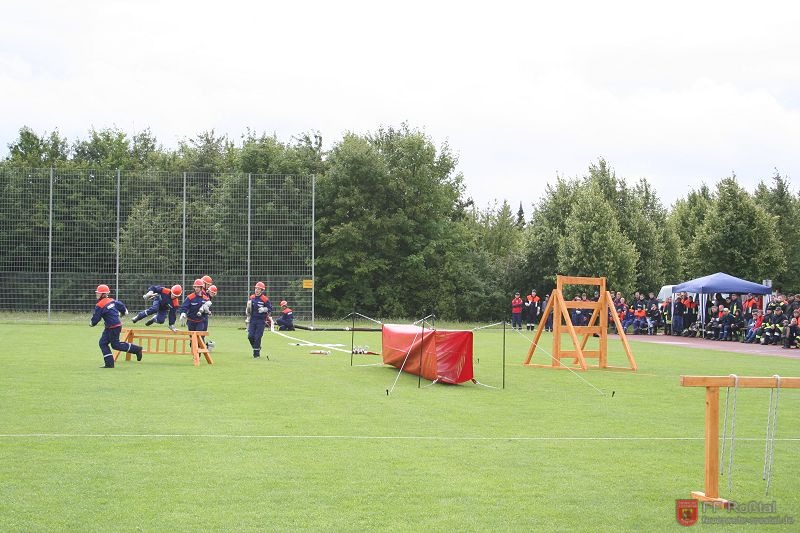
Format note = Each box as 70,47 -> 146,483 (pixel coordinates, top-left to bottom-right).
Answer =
2,1 -> 798,210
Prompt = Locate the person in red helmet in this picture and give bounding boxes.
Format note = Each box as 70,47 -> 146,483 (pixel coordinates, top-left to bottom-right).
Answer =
246,281 -> 272,358
178,279 -> 210,331
131,283 -> 182,330
276,299 -> 294,331
90,284 -> 143,368
197,285 -> 217,350
201,275 -> 213,297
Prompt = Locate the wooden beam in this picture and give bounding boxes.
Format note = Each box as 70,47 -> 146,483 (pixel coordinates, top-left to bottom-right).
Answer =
681,376 -> 800,388
557,275 -> 604,286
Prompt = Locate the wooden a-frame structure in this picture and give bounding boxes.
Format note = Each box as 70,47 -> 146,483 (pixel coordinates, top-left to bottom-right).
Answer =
523,275 -> 636,371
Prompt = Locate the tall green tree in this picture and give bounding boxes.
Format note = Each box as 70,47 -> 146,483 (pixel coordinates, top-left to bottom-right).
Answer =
665,185 -> 712,280
4,126 -> 70,166
556,182 -> 639,296
475,200 -> 526,300
587,161 -> 669,292
521,176 -> 579,294
73,128 -> 134,169
177,130 -> 238,174
753,170 -> 800,292
689,177 -> 784,282
315,126 -> 465,318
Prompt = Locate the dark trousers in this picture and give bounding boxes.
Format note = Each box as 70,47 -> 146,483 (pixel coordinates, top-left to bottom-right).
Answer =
248,321 -> 266,355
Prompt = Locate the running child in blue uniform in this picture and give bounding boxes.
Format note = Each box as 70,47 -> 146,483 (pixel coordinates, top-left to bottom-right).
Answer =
178,279 -> 210,331
90,284 -> 143,368
197,284 -> 217,350
246,281 -> 272,358
131,284 -> 182,330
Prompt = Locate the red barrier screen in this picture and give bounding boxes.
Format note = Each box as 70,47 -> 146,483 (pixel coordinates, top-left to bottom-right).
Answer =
382,324 -> 474,384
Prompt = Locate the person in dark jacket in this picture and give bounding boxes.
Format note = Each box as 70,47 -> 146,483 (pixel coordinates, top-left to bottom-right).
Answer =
131,284 -> 182,330
90,284 -> 142,368
276,300 -> 295,331
178,279 -> 210,331
246,281 -> 273,358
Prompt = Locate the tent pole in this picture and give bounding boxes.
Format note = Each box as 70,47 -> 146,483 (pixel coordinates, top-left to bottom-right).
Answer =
418,313 -> 425,388
350,305 -> 356,367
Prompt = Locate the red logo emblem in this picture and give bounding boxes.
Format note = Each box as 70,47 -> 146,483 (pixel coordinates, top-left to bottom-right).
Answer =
676,499 -> 699,526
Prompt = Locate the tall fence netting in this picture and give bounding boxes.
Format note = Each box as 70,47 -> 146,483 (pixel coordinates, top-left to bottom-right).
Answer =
0,168 -> 314,320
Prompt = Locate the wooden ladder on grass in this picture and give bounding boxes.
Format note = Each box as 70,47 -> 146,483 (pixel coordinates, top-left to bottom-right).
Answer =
113,329 -> 213,366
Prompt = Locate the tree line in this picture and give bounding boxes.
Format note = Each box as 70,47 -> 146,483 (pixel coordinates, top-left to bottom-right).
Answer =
2,125 -> 797,321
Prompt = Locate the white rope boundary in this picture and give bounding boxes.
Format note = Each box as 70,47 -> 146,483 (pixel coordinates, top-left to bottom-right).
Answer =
1,433 -> 798,441
273,330 -> 352,353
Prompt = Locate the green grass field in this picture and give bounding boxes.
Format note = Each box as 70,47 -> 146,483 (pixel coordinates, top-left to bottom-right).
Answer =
1,318 -> 798,531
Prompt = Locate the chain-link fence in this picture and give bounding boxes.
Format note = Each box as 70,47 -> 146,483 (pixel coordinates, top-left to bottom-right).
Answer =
0,168 -> 315,320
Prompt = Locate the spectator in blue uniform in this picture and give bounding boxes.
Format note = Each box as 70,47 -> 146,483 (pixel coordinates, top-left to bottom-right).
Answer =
90,284 -> 142,368
131,284 -> 182,330
178,279 -> 210,331
276,300 -> 295,331
246,281 -> 272,358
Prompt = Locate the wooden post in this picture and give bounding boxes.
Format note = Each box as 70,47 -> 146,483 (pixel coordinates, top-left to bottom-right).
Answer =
699,385 -> 721,503
681,375 -> 800,506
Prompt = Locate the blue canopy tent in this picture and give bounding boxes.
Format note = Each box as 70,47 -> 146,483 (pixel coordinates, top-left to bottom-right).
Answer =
672,272 -> 771,334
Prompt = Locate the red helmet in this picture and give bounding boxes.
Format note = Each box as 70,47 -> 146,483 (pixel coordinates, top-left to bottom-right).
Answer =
280,300 -> 287,307
170,284 -> 183,297
202,275 -> 213,285
255,281 -> 266,290
95,284 -> 110,295
208,285 -> 218,296
193,278 -> 204,288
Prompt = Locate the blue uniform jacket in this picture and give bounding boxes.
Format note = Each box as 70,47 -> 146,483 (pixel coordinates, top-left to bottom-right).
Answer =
148,285 -> 180,309
179,293 -> 209,323
91,297 -> 128,329
277,307 -> 294,328
249,294 -> 273,324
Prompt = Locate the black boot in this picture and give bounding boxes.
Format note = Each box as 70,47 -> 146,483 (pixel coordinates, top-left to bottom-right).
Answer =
134,346 -> 143,361
100,354 -> 114,368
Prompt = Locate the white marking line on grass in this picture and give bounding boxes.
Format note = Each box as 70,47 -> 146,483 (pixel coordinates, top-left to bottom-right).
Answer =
274,331 -> 351,353
1,434 -> 799,442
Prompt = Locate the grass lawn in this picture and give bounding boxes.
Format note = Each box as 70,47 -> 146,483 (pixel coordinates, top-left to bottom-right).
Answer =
1,317 -> 798,531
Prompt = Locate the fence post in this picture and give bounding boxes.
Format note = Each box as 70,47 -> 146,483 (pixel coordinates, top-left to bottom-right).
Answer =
182,172 -> 187,290
247,173 -> 252,292
312,174 -> 316,325
115,169 -> 121,296
48,168 -> 53,322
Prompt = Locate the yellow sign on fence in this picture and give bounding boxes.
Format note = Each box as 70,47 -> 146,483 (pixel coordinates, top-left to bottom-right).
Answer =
302,279 -> 314,289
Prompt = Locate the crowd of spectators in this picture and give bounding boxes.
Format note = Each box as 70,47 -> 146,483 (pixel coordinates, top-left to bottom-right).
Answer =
612,291 -> 800,349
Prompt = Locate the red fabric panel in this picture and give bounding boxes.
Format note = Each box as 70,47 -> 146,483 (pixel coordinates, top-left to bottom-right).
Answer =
434,330 -> 474,384
381,325 -> 473,384
381,324 -> 437,381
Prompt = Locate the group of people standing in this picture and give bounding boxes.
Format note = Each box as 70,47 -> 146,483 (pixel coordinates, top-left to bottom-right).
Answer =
90,276 -> 295,367
510,290 -> 542,330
